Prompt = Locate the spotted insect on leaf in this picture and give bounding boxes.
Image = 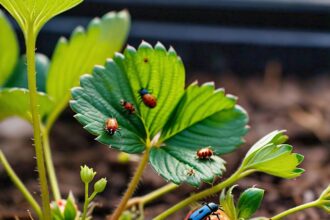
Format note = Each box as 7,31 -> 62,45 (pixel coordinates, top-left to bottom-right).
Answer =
196,147 -> 214,160
105,118 -> 120,135
120,99 -> 135,114
139,88 -> 157,108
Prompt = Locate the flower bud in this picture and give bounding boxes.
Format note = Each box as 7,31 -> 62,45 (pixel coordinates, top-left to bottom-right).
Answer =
80,165 -> 96,184
94,178 -> 107,193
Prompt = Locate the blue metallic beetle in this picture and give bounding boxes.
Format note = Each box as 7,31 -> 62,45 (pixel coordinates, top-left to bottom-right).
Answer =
187,203 -> 220,220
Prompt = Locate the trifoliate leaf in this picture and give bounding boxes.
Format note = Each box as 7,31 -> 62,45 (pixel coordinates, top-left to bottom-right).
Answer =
241,130 -> 304,179
46,10 -> 130,129
0,10 -> 18,86
220,185 -> 238,220
123,42 -> 185,137
237,187 -> 264,219
71,59 -> 147,154
0,0 -> 82,34
0,88 -> 54,122
4,53 -> 49,92
150,145 -> 225,187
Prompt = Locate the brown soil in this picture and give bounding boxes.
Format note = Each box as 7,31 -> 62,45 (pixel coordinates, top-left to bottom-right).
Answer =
0,64 -> 329,220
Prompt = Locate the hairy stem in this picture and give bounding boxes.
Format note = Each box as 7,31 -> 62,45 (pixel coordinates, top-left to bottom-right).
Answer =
271,200 -> 322,220
42,128 -> 61,200
110,148 -> 151,220
0,150 -> 42,218
154,168 -> 255,220
126,183 -> 179,209
25,25 -> 51,219
81,183 -> 89,220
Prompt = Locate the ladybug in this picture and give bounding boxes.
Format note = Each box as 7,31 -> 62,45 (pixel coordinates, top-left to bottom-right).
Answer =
139,88 -> 157,108
105,118 -> 120,135
196,147 -> 214,160
120,100 -> 135,114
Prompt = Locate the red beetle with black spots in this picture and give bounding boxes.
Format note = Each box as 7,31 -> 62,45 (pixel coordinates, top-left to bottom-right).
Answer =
196,147 -> 214,160
105,117 -> 120,135
139,88 -> 157,108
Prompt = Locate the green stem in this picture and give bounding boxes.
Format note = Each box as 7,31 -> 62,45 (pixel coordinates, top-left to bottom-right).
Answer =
25,25 -> 51,220
126,183 -> 179,209
271,200 -> 322,220
0,150 -> 42,218
81,183 -> 89,220
42,128 -> 61,200
110,148 -> 151,220
154,168 -> 255,220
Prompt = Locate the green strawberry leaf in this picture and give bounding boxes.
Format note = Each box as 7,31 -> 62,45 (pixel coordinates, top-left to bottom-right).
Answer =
0,88 -> 54,122
150,145 -> 226,187
165,106 -> 248,155
71,42 -> 248,186
46,10 -> 130,129
0,0 -> 82,34
71,59 -> 147,154
160,82 -> 237,142
123,41 -> 185,137
0,10 -> 18,86
4,53 -> 49,92
241,130 -> 305,179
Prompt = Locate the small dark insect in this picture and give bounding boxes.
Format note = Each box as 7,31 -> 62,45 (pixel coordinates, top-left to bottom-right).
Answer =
196,147 -> 214,160
139,88 -> 157,108
105,118 -> 120,135
143,57 -> 149,63
120,100 -> 135,114
186,168 -> 195,176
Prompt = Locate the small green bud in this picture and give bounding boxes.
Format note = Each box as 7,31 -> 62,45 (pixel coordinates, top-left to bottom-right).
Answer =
94,178 -> 107,193
80,165 -> 96,184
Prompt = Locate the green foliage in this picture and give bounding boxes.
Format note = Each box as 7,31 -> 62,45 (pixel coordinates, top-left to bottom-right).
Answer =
46,10 -> 130,128
51,193 -> 78,220
0,0 -> 82,34
150,146 -> 226,186
0,88 -> 53,122
241,130 -> 305,179
123,42 -> 185,137
71,41 -> 248,186
319,185 -> 330,213
0,11 -> 130,130
0,10 -> 18,86
4,53 -> 49,92
237,187 -> 264,219
220,186 -> 264,220
220,185 -> 238,220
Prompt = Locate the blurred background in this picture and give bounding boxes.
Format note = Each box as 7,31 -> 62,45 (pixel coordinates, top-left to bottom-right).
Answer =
1,0 -> 329,219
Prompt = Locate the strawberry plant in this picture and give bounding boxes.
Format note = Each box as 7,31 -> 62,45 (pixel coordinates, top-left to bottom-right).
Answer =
0,1 -> 329,220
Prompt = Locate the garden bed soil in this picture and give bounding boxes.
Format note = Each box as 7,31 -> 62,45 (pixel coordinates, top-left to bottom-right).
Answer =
0,68 -> 329,219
